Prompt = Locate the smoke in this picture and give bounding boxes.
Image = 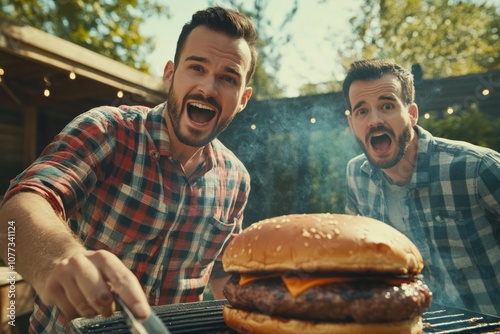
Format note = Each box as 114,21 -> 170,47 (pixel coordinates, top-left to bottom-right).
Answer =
219,92 -> 360,227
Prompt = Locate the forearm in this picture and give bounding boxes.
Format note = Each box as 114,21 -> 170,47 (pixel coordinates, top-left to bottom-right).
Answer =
0,191 -> 85,293
0,191 -> 151,321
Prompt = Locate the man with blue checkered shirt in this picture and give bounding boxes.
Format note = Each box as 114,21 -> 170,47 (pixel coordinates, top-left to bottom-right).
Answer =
343,58 -> 500,316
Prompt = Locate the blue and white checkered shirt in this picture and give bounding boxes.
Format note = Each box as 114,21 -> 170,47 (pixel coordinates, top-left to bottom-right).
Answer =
345,126 -> 500,315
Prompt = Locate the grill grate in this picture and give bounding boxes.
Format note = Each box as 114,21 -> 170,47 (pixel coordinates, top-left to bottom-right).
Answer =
423,305 -> 500,333
70,301 -> 500,334
70,300 -> 234,334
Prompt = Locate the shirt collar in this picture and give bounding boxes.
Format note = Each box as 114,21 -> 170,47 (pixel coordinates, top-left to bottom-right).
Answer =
146,102 -> 171,157
412,125 -> 432,186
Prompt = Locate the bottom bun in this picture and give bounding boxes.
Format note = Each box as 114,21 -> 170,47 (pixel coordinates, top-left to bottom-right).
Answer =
223,306 -> 423,334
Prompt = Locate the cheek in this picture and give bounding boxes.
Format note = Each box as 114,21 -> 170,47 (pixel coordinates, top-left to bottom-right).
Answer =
393,115 -> 413,132
349,120 -> 364,136
172,72 -> 195,92
222,93 -> 241,113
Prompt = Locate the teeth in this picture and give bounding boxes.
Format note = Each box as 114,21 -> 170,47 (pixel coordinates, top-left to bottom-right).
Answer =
190,102 -> 215,111
371,133 -> 389,140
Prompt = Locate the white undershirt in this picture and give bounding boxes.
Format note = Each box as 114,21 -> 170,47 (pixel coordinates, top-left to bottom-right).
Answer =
382,173 -> 410,231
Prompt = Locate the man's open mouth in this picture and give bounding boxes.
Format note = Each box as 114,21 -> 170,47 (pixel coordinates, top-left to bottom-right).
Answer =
370,133 -> 392,153
187,102 -> 216,124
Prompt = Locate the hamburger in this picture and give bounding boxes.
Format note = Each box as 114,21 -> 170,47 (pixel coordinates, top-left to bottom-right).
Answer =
222,213 -> 432,334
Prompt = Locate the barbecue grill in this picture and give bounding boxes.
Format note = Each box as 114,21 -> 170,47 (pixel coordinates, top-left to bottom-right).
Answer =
70,300 -> 500,333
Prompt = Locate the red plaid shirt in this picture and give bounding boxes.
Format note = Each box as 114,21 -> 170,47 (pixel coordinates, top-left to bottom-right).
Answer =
4,103 -> 250,333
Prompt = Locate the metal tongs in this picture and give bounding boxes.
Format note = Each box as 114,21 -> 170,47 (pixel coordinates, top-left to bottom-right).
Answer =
115,294 -> 170,334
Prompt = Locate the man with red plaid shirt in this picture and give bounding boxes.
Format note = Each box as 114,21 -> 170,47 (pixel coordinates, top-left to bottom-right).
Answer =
0,6 -> 257,333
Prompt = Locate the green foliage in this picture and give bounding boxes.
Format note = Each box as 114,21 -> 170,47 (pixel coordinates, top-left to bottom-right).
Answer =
265,132 -> 300,215
299,81 -> 343,96
203,285 -> 214,300
259,127 -> 359,217
419,105 -> 500,152
338,0 -> 500,78
0,0 -> 169,73
307,128 -> 360,213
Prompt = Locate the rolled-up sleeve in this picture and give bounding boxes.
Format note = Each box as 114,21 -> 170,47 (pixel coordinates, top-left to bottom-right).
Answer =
2,109 -> 117,218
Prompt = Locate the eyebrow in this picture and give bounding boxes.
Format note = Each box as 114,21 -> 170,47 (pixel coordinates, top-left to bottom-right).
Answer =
379,95 -> 397,102
352,100 -> 365,111
184,55 -> 242,79
352,95 -> 398,111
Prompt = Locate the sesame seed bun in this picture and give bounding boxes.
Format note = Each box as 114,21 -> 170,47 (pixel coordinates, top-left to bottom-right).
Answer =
222,213 -> 424,275
223,306 -> 424,334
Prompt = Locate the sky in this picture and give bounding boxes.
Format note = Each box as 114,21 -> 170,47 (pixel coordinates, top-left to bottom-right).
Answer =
141,0 -> 361,97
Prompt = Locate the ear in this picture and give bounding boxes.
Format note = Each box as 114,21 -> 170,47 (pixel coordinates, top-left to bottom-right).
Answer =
163,61 -> 175,89
409,103 -> 419,126
236,87 -> 253,113
347,113 -> 354,133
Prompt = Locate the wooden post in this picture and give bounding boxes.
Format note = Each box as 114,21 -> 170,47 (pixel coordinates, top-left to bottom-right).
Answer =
23,106 -> 37,167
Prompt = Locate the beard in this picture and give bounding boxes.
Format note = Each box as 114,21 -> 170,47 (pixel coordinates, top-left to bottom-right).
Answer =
356,123 -> 412,170
166,84 -> 235,148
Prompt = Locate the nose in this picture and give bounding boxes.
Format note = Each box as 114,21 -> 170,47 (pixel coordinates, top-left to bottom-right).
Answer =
198,75 -> 218,97
367,109 -> 384,127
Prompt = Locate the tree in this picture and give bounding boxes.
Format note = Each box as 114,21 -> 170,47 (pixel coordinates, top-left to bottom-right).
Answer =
209,0 -> 298,100
419,105 -> 500,152
0,0 -> 169,73
299,81 -> 343,96
337,0 -> 500,79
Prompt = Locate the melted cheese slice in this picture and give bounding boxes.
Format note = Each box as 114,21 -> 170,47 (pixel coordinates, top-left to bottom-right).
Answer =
239,273 -> 280,286
282,276 -> 355,297
240,274 -> 412,298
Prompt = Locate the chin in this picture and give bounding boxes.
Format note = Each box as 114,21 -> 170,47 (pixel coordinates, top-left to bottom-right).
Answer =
366,153 -> 398,169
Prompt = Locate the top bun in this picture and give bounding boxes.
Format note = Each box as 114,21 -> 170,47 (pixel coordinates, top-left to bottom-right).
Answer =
222,213 -> 423,275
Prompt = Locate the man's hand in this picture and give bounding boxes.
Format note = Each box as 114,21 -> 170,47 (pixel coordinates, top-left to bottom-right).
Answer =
40,250 -> 151,321
0,192 -> 150,322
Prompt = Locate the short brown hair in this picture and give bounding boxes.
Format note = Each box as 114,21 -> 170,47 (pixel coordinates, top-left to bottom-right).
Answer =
174,6 -> 258,85
342,59 -> 415,110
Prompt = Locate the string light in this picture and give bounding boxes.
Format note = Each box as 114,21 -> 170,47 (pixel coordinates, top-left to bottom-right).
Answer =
43,75 -> 51,97
0,66 -> 487,116
250,124 -> 256,130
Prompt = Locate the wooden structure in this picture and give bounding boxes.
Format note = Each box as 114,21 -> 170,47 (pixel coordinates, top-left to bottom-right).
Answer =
0,18 -> 168,196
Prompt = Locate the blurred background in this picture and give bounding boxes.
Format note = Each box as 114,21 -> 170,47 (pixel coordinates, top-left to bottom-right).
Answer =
1,0 -> 499,227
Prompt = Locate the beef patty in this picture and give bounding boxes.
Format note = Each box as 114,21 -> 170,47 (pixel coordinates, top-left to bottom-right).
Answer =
223,275 -> 432,323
